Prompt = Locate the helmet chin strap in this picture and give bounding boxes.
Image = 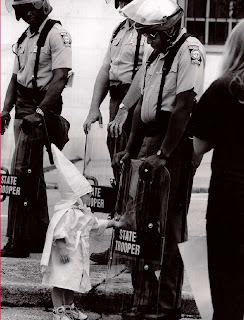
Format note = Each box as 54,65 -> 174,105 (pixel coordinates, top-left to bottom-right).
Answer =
164,22 -> 181,51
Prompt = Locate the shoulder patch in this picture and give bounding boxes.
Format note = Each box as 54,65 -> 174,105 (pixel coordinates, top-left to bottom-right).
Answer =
188,45 -> 202,66
60,32 -> 71,47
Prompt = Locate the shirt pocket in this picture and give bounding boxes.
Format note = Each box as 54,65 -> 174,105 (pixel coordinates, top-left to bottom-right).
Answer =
17,46 -> 25,68
163,63 -> 178,93
111,37 -> 121,46
38,45 -> 51,67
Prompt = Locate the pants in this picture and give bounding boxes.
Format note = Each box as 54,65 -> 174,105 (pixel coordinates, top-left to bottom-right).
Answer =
207,172 -> 244,320
107,84 -> 136,186
132,133 -> 194,311
6,119 -> 49,253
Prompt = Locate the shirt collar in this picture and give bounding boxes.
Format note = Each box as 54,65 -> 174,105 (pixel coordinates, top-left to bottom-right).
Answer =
172,27 -> 187,45
159,27 -> 187,59
27,17 -> 50,38
124,18 -> 134,31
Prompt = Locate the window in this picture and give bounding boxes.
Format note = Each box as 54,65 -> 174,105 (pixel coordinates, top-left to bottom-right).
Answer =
185,0 -> 244,45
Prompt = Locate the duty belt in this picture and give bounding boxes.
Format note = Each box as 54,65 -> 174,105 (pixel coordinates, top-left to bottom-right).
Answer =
17,84 -> 47,102
109,82 -> 131,98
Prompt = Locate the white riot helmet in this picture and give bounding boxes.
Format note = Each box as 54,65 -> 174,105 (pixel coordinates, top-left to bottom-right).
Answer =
5,0 -> 52,20
105,0 -> 133,9
121,0 -> 183,32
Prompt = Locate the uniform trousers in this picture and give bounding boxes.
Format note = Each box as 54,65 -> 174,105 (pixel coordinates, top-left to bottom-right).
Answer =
131,130 -> 194,312
107,84 -> 136,185
6,118 -> 49,253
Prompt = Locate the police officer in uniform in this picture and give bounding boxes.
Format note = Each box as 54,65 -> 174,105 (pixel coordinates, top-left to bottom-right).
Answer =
114,0 -> 206,319
1,0 -> 72,257
84,0 -> 148,264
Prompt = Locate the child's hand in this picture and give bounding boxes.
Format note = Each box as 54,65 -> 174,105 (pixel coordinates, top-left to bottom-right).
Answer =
59,247 -> 70,264
55,239 -> 70,264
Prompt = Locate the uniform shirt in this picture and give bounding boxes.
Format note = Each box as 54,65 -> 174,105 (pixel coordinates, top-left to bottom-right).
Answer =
13,17 -> 72,89
140,28 -> 206,123
103,19 -> 148,85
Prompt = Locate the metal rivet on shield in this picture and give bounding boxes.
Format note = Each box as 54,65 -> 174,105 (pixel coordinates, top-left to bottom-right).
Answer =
148,223 -> 153,229
27,169 -> 32,174
24,202 -> 28,206
144,264 -> 149,271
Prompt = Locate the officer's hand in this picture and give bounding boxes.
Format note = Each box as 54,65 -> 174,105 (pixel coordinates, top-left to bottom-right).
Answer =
139,155 -> 166,181
107,109 -> 128,138
1,111 -> 11,135
22,113 -> 42,135
83,109 -> 103,134
112,150 -> 130,173
192,152 -> 203,176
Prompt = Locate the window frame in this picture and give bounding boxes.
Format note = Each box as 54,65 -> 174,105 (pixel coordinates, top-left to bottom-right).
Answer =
183,0 -> 241,50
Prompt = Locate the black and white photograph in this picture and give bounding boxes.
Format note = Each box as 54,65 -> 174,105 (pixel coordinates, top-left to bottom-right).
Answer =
1,0 -> 244,319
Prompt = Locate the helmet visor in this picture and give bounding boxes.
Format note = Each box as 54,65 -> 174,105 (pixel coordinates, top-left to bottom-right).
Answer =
6,0 -> 44,12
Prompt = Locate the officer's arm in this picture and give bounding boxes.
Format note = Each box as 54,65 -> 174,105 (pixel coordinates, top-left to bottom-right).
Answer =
193,137 -> 212,156
38,68 -> 69,114
90,63 -> 110,111
108,67 -> 143,137
2,73 -> 18,113
159,89 -> 196,158
83,61 -> 110,133
1,73 -> 18,134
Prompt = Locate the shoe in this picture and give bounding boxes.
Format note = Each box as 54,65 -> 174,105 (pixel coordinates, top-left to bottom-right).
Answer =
1,242 -> 29,258
68,303 -> 88,320
144,308 -> 181,320
122,307 -> 144,320
122,306 -> 149,320
90,248 -> 110,264
53,306 -> 73,320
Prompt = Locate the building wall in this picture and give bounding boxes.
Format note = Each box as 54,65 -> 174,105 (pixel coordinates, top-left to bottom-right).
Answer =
1,0 -> 222,164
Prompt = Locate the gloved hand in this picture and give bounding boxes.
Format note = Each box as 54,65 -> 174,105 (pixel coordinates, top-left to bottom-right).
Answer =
21,113 -> 42,135
1,111 -> 11,135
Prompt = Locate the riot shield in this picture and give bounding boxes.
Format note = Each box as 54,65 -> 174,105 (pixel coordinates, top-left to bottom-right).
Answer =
105,159 -> 171,318
83,122 -> 116,214
1,116 -> 52,254
1,117 -> 16,203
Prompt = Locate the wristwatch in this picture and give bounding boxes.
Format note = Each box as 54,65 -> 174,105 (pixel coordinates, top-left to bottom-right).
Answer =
36,107 -> 44,117
119,103 -> 129,111
156,149 -> 169,161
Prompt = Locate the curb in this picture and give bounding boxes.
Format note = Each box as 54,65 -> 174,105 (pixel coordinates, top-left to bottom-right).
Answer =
1,284 -> 199,316
1,258 -> 200,316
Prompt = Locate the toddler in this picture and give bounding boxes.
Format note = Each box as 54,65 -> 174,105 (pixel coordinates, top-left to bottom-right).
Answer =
41,144 -> 119,320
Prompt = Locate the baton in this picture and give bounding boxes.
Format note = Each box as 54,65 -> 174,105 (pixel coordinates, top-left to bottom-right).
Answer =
41,116 -> 54,165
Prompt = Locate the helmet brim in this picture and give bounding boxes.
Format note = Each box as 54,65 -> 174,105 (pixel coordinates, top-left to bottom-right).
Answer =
135,8 -> 183,32
12,0 -> 44,9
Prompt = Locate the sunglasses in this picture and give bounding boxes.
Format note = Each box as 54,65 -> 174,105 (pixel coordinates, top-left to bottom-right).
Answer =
143,31 -> 159,40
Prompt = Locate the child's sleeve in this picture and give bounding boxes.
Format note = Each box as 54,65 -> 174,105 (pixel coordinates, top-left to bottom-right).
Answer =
90,217 -> 109,237
53,208 -> 75,243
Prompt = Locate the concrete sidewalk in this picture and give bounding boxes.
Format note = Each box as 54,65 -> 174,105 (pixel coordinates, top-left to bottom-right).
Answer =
1,152 -> 212,317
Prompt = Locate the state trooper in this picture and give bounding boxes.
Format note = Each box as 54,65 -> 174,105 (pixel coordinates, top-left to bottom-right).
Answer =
84,0 -> 149,265
114,0 -> 206,319
1,0 -> 72,257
